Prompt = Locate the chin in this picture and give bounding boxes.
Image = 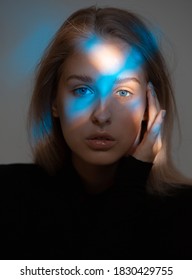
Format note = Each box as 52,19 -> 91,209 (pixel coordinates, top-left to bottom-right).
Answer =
82,152 -> 123,166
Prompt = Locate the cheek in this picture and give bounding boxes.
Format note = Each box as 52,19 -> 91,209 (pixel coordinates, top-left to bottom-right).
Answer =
56,96 -> 83,131
118,97 -> 146,145
118,101 -> 145,154
61,95 -> 94,127
129,94 -> 146,110
123,96 -> 146,125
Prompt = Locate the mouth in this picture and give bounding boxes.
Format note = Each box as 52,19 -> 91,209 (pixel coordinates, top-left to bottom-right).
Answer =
86,133 -> 117,150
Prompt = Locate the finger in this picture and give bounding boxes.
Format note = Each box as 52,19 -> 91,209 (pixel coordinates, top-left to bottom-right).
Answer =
148,82 -> 161,110
149,109 -> 166,160
148,109 -> 165,141
147,82 -> 161,130
133,109 -> 166,162
146,109 -> 165,160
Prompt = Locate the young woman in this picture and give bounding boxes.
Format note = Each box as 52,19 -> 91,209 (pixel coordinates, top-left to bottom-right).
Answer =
1,5 -> 192,260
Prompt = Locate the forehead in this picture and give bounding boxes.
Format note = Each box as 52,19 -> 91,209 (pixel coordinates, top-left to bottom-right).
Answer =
61,36 -> 146,81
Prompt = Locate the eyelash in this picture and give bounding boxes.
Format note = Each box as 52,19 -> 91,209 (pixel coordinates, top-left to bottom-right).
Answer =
73,86 -> 133,98
115,89 -> 133,98
73,86 -> 94,97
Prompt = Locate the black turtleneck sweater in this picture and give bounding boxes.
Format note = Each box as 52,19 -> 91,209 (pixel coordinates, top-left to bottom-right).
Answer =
0,156 -> 192,260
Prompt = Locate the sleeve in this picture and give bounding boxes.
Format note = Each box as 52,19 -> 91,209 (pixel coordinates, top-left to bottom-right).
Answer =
115,156 -> 153,190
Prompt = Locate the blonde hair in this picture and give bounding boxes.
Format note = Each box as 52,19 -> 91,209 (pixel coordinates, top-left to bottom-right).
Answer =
27,5 -> 192,195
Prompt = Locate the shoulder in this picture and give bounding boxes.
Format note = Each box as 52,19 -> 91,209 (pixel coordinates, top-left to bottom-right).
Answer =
0,162 -> 43,172
148,184 -> 192,218
0,163 -> 59,215
151,183 -> 192,202
0,163 -> 53,196
164,184 -> 192,202
0,162 -> 48,180
143,185 -> 192,259
167,184 -> 192,210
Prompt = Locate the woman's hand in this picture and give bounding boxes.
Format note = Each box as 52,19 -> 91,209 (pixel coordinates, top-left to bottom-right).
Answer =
132,82 -> 166,163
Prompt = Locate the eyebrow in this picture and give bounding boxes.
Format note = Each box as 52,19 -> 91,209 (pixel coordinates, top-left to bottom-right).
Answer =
66,75 -> 94,83
66,74 -> 141,85
115,77 -> 141,85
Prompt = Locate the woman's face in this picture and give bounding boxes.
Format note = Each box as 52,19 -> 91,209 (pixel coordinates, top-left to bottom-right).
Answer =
53,37 -> 147,166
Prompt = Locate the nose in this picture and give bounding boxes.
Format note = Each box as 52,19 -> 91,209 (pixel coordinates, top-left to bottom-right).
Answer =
91,98 -> 112,128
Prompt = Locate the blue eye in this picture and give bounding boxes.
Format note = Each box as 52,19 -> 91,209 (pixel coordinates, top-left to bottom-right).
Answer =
73,87 -> 94,97
116,90 -> 132,97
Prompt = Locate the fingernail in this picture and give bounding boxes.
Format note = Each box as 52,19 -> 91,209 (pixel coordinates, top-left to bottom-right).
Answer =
161,110 -> 166,119
152,123 -> 161,135
148,81 -> 153,88
149,82 -> 155,97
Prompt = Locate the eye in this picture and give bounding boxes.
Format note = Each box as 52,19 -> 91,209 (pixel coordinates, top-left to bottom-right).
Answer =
116,89 -> 132,97
73,86 -> 94,97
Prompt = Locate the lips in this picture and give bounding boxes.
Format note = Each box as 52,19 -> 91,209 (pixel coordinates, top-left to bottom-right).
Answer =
86,133 -> 117,150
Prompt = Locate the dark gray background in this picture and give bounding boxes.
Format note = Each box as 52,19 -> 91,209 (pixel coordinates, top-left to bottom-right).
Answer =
0,0 -> 191,178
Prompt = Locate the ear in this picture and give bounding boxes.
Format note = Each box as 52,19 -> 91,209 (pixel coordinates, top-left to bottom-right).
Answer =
52,101 -> 59,118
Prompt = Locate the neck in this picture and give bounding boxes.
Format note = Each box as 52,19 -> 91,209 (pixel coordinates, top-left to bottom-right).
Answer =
72,156 -> 119,194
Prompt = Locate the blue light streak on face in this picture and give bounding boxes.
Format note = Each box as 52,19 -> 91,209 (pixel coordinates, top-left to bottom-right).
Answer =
126,97 -> 143,111
123,47 -> 144,72
63,35 -> 146,122
81,36 -> 101,53
65,93 -> 96,121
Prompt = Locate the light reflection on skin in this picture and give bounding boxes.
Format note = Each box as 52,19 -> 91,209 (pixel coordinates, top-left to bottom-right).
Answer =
53,37 -> 148,167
